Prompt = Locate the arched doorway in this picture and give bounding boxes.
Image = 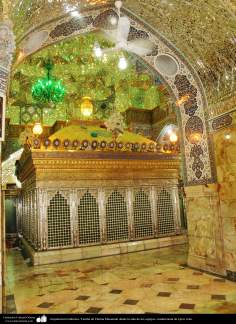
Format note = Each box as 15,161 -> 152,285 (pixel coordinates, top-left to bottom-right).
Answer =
1,1 -> 233,315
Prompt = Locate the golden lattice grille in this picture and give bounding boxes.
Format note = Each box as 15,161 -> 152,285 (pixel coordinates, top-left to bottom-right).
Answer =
47,192 -> 72,248
78,191 -> 101,245
22,193 -> 30,241
157,189 -> 175,235
133,189 -> 154,239
106,190 -> 129,242
19,185 -> 182,251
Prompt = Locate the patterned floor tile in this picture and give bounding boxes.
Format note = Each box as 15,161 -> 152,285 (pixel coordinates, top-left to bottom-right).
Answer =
37,302 -> 54,308
123,299 -> 139,305
211,295 -> 226,301
110,289 -> 122,294
75,296 -> 90,301
187,285 -> 200,289
193,272 -> 203,275
140,283 -> 153,288
179,303 -> 195,310
86,307 -> 103,314
157,292 -> 171,297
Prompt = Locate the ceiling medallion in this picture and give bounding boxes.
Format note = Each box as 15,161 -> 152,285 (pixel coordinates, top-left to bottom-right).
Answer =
32,60 -> 66,104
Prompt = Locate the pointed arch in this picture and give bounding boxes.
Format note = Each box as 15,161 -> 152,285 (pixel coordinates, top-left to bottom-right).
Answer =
15,5 -> 216,185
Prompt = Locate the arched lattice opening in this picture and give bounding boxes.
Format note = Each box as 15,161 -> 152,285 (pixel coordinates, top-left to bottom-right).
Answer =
157,189 -> 175,235
133,190 -> 154,239
78,191 -> 101,245
106,190 -> 129,242
47,192 -> 71,248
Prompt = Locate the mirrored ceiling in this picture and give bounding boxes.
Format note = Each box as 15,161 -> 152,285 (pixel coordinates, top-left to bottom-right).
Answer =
8,32 -> 171,125
1,0 -> 236,110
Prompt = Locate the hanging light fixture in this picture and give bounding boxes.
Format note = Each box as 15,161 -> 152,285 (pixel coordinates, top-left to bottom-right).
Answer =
81,97 -> 93,117
118,56 -> 128,70
32,60 -> 66,104
32,122 -> 43,136
93,42 -> 102,58
169,132 -> 178,143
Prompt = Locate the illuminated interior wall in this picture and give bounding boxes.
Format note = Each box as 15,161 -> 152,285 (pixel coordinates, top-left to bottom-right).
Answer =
213,117 -> 236,280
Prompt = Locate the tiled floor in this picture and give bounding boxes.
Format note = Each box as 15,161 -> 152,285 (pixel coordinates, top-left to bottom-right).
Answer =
5,245 -> 236,314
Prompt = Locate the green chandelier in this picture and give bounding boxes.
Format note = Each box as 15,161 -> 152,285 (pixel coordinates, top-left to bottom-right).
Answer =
32,60 -> 65,104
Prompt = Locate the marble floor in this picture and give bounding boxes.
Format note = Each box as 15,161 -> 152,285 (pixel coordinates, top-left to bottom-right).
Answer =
5,244 -> 236,314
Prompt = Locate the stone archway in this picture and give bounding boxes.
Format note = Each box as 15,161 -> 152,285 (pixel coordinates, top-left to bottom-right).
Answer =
3,4 -> 230,281
15,5 -> 216,186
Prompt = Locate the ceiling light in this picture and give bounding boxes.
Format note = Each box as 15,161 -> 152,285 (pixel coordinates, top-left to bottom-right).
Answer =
33,122 -> 43,136
110,17 -> 118,25
63,4 -> 78,16
115,1 -> 123,9
169,133 -> 178,143
225,134 -> 231,140
81,97 -> 93,117
32,60 -> 66,104
103,54 -> 108,63
118,57 -> 128,70
71,11 -> 80,18
93,42 -> 102,58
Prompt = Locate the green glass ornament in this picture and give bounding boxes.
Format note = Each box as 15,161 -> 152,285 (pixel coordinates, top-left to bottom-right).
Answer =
32,60 -> 66,104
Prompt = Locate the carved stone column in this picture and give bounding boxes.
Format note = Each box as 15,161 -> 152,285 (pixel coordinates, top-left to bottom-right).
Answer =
213,123 -> 236,281
0,19 -> 15,313
185,184 -> 225,276
0,20 -> 15,92
219,182 -> 236,281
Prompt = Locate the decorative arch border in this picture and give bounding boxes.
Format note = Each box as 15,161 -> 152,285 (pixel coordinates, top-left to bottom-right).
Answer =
15,4 -> 216,186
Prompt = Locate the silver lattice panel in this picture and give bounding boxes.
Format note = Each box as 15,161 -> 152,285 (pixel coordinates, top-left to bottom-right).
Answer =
157,189 -> 175,235
106,190 -> 129,242
22,193 -> 29,240
47,192 -> 72,248
16,197 -> 22,234
78,191 -> 101,245
133,189 -> 154,239
31,190 -> 37,248
21,195 -> 25,237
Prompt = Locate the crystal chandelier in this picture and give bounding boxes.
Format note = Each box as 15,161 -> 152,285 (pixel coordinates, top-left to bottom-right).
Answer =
32,60 -> 65,104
